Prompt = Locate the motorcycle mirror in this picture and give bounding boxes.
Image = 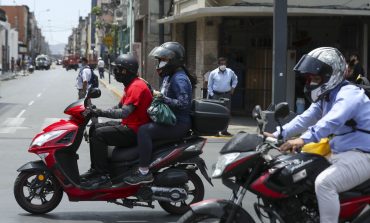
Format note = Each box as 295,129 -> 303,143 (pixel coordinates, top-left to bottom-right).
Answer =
87,88 -> 101,99
274,102 -> 290,140
274,102 -> 290,121
252,105 -> 262,119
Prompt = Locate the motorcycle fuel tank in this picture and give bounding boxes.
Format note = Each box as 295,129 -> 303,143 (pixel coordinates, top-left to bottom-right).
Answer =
268,152 -> 330,194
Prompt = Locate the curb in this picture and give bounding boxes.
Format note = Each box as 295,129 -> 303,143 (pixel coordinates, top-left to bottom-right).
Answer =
99,78 -> 122,99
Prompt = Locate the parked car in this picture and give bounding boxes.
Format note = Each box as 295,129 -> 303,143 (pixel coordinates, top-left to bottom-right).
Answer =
35,55 -> 51,70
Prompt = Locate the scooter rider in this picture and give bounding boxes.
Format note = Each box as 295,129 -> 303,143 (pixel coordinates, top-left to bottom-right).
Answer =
81,54 -> 153,185
265,47 -> 370,223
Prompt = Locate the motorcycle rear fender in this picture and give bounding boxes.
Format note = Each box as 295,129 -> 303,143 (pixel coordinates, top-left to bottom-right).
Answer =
17,160 -> 48,172
184,157 -> 213,186
190,199 -> 252,219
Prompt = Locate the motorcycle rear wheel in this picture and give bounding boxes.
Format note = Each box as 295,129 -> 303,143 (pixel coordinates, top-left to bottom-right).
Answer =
158,171 -> 204,215
178,210 -> 255,223
14,171 -> 63,214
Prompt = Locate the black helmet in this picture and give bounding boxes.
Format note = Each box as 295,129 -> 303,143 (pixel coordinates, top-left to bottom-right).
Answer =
112,54 -> 138,75
149,42 -> 185,71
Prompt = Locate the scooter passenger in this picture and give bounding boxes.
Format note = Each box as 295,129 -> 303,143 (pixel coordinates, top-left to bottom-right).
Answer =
81,54 -> 153,186
123,42 -> 197,185
265,47 -> 370,223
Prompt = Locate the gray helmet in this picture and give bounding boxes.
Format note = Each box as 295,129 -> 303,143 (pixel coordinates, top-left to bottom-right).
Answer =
149,42 -> 185,70
294,47 -> 346,102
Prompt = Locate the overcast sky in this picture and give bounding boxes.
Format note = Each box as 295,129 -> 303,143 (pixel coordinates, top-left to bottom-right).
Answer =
1,0 -> 91,45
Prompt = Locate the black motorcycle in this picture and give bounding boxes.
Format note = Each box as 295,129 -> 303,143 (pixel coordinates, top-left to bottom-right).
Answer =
178,102 -> 370,223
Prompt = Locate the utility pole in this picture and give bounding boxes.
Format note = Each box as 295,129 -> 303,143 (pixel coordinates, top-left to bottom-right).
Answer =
272,0 -> 287,105
159,0 -> 164,44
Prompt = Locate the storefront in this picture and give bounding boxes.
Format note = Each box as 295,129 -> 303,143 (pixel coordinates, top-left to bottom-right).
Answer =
159,6 -> 370,114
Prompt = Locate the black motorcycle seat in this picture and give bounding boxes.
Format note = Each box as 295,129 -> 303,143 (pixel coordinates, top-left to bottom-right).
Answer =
110,136 -> 194,163
340,178 -> 370,200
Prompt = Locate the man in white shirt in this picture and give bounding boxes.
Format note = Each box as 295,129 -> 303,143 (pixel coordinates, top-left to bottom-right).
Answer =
76,57 -> 92,99
208,57 -> 238,136
97,57 -> 105,79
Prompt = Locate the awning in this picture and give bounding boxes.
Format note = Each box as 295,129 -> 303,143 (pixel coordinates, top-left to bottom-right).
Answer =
158,6 -> 370,24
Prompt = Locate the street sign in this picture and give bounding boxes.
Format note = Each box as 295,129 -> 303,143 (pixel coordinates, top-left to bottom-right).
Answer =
103,35 -> 113,47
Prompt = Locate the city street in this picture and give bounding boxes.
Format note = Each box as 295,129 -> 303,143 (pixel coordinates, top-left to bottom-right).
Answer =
0,66 -> 258,223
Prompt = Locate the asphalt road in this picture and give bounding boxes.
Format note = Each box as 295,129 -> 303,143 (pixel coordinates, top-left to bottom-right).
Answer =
0,66 -> 258,223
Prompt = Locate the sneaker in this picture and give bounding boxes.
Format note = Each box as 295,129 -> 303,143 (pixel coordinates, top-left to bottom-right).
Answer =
80,174 -> 112,188
221,131 -> 232,136
80,168 -> 101,180
123,170 -> 154,185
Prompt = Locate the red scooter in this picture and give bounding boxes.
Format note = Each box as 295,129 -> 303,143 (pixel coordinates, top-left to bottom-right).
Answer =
13,88 -> 216,215
178,102 -> 370,223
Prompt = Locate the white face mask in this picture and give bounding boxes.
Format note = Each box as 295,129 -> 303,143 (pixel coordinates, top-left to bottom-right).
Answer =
157,61 -> 168,69
218,65 -> 226,71
219,65 -> 226,71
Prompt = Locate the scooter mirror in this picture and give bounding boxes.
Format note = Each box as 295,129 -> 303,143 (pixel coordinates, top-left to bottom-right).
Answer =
252,105 -> 262,119
87,88 -> 101,99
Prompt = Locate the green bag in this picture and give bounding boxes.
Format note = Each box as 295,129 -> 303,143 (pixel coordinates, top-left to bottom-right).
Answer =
147,97 -> 177,126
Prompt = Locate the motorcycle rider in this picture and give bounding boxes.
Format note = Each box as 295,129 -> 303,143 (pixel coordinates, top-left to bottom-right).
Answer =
123,42 -> 197,185
265,47 -> 370,223
81,54 -> 153,185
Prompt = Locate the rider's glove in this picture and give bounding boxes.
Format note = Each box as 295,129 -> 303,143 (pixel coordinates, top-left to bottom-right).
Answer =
91,108 -> 103,117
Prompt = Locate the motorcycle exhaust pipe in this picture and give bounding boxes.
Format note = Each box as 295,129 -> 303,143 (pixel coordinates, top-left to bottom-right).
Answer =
151,186 -> 188,202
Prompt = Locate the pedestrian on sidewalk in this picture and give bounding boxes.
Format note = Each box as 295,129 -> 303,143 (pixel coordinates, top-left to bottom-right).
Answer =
346,53 -> 367,84
98,57 -> 105,79
207,57 -> 238,136
75,57 -> 92,99
11,57 -> 15,73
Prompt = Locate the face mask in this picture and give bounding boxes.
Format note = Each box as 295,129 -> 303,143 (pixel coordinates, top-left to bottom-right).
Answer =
304,82 -> 322,103
157,61 -> 168,69
78,63 -> 82,68
219,65 -> 226,71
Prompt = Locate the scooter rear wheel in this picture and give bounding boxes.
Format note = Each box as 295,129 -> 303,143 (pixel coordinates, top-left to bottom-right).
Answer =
159,171 -> 204,215
14,171 -> 63,214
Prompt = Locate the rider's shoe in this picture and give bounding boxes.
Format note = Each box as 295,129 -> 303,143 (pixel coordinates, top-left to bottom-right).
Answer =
80,168 -> 101,181
123,169 -> 154,185
80,174 -> 112,188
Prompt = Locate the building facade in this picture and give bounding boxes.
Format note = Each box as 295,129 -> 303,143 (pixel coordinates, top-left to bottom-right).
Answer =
158,0 -> 370,113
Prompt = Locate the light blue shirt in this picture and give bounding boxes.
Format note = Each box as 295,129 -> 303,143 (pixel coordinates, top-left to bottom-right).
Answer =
207,67 -> 238,96
274,81 -> 370,153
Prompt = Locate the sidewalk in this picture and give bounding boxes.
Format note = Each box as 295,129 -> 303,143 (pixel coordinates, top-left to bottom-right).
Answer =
98,72 -> 257,137
0,71 -> 17,81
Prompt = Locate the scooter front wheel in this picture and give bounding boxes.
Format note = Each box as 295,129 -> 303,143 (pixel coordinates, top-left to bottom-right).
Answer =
14,171 -> 63,214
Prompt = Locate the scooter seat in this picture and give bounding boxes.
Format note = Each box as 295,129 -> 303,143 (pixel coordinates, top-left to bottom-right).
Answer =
110,138 -> 185,163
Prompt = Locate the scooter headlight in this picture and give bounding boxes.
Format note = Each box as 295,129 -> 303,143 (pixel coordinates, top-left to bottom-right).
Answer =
212,153 -> 240,178
31,130 -> 67,147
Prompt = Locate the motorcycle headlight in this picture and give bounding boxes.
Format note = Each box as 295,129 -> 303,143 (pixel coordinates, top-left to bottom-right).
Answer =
212,153 -> 240,178
31,130 -> 67,147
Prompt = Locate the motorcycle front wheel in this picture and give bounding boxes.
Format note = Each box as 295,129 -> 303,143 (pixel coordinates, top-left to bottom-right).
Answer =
14,171 -> 63,214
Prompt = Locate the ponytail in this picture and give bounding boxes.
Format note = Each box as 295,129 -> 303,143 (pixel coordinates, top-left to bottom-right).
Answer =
181,66 -> 198,88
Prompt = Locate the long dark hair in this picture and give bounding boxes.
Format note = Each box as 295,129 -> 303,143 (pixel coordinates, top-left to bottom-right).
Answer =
181,66 -> 198,88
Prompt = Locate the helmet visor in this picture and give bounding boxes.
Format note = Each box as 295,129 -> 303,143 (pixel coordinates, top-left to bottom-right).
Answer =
149,46 -> 176,60
294,54 -> 333,76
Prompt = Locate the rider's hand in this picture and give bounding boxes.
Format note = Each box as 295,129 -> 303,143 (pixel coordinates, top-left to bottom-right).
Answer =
83,108 -> 102,117
153,90 -> 163,98
90,108 -> 103,117
263,132 -> 276,138
279,138 -> 304,152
